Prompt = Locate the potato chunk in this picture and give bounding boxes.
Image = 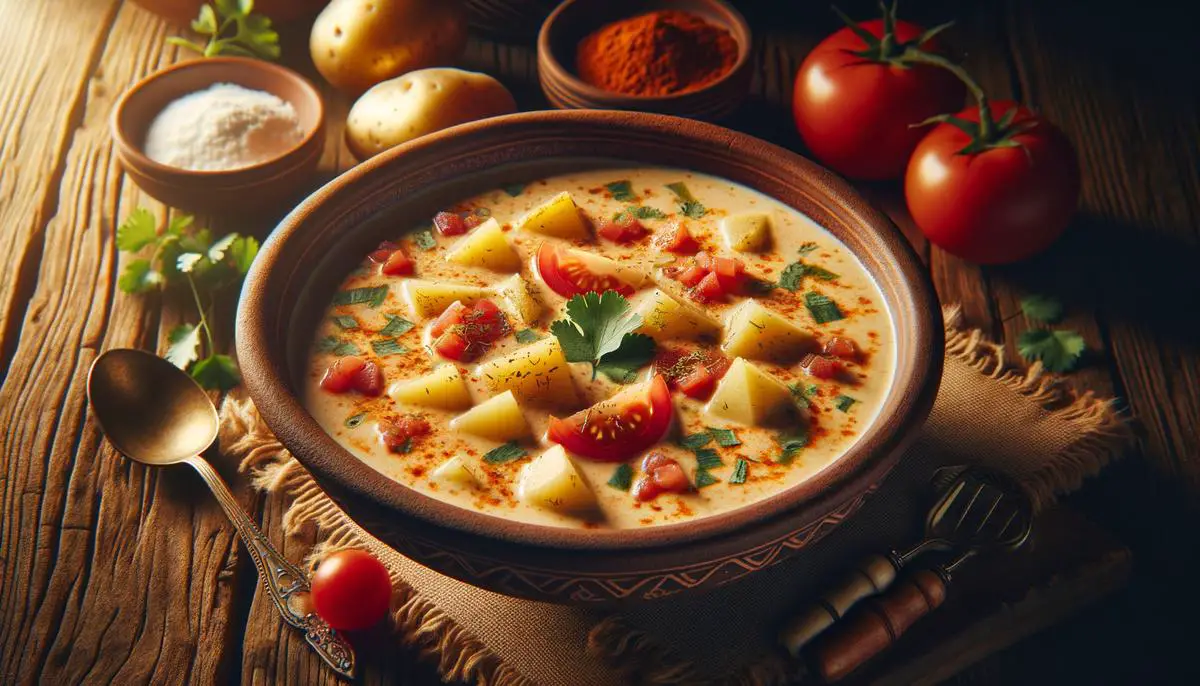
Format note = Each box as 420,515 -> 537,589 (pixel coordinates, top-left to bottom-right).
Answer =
720,213 -> 773,252
515,191 -> 590,240
633,288 -> 721,341
493,274 -> 544,326
705,358 -> 795,426
517,445 -> 597,513
431,456 -> 480,488
475,337 -> 580,408
388,364 -> 473,410
722,299 -> 815,362
400,279 -> 491,319
448,390 -> 531,442
444,218 -> 521,272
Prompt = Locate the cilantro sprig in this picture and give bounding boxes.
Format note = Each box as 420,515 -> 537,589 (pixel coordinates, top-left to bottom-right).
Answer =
665,182 -> 707,219
117,208 -> 258,390
168,0 -> 280,60
1011,294 -> 1085,372
550,291 -> 656,383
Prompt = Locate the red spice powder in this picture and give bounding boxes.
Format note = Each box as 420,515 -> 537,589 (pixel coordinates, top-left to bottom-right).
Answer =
575,10 -> 738,97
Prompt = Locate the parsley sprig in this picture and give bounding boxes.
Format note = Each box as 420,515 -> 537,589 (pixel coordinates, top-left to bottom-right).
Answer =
550,291 -> 656,383
117,207 -> 259,390
168,0 -> 281,60
1011,294 -> 1086,372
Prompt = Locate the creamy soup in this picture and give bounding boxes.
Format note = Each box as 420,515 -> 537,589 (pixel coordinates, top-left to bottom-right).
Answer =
303,166 -> 894,529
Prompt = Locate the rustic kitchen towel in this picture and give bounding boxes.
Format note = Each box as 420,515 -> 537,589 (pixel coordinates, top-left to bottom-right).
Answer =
218,306 -> 1130,686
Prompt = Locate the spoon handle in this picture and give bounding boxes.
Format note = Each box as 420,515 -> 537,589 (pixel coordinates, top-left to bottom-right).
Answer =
185,456 -> 356,679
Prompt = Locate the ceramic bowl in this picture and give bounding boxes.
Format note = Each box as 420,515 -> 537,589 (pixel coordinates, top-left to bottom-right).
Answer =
537,0 -> 752,121
111,57 -> 325,218
236,110 -> 942,605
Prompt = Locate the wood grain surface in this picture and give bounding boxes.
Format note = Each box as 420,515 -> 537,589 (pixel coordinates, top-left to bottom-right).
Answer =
0,0 -> 1196,684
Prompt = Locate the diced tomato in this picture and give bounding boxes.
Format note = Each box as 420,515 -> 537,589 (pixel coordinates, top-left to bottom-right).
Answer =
656,222 -> 699,254
653,345 -> 730,399
713,257 -> 747,292
632,452 -> 689,501
433,330 -> 471,361
802,354 -> 843,380
547,376 -> 674,462
652,461 -> 690,491
598,214 -> 648,243
430,299 -> 509,361
676,366 -> 717,399
823,336 -> 859,360
694,272 -> 725,301
676,265 -> 708,287
641,452 -> 673,472
368,240 -> 402,263
463,299 -> 509,341
379,415 -> 431,453
535,242 -> 636,298
430,301 -> 468,338
693,252 -> 713,271
320,356 -> 383,396
382,249 -> 415,276
433,211 -> 468,236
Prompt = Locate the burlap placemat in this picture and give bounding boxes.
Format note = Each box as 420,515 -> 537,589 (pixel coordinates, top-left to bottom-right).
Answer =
218,306 -> 1131,685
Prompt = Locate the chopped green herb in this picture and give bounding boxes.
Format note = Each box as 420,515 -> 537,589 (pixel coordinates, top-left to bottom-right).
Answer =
665,182 -> 707,218
776,429 -> 810,464
729,458 -> 749,484
694,448 -> 723,470
1017,329 -> 1086,372
332,315 -> 359,330
607,463 -> 634,490
483,441 -> 528,464
371,338 -> 407,356
550,291 -> 656,383
380,314 -> 415,337
345,412 -> 367,428
332,341 -> 361,356
797,242 -> 819,256
413,229 -> 437,251
679,432 -> 714,450
804,291 -> 844,324
501,183 -> 526,197
619,205 -> 667,220
679,200 -> 707,219
789,383 -> 811,408
333,286 -> 389,308
515,328 -> 541,344
707,427 -> 741,447
804,264 -> 839,281
1020,294 -> 1064,324
744,278 -> 776,295
779,262 -> 840,292
834,395 -> 858,412
316,335 -> 342,353
606,180 -> 636,201
693,469 -> 719,488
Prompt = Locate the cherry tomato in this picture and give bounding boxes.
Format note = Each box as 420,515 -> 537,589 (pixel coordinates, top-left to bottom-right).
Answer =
535,243 -> 635,298
547,375 -> 673,462
379,415 -> 431,453
320,357 -> 384,396
433,211 -> 468,236
655,222 -> 699,254
597,214 -> 648,243
905,102 -> 1080,264
311,549 -> 392,631
792,18 -> 964,180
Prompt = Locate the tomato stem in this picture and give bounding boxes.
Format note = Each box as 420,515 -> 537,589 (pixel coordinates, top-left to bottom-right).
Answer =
901,48 -> 996,142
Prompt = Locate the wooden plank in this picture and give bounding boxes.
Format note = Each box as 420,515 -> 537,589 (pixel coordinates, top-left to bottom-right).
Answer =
0,5 -> 251,683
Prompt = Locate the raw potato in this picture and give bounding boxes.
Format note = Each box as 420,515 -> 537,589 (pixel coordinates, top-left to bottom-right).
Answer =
634,288 -> 721,340
400,278 -> 491,319
515,191 -> 591,240
720,213 -> 773,252
705,358 -> 797,426
722,299 -> 815,362
310,0 -> 468,94
444,218 -> 521,272
517,445 -> 597,514
346,68 -> 517,160
389,364 -> 473,410
493,274 -> 544,326
431,456 -> 480,488
448,390 -> 531,442
475,337 -> 580,408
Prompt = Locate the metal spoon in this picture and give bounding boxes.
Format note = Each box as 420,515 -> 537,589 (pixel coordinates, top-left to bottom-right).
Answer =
87,348 -> 355,679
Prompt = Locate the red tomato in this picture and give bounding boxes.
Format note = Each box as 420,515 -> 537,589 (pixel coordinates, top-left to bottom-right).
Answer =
656,222 -> 699,254
430,299 -> 509,361
379,415 -> 431,453
676,366 -> 716,399
597,214 -> 647,243
676,265 -> 708,287
320,357 -> 384,396
547,376 -> 673,462
654,345 -> 731,399
430,301 -> 468,338
802,354 -> 842,380
368,240 -> 401,263
535,243 -> 635,298
381,249 -> 414,276
823,336 -> 859,360
432,331 -> 471,360
311,549 -> 392,631
433,211 -> 468,236
694,272 -> 725,302
905,102 -> 1080,264
632,452 -> 690,501
792,18 -> 964,180
712,256 -> 746,292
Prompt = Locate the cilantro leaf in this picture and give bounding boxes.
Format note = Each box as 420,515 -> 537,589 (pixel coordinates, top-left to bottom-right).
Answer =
550,291 -> 655,380
190,354 -> 240,391
834,395 -> 857,412
166,214 -> 194,237
413,229 -> 437,251
679,200 -> 707,219
779,261 -> 839,291
177,252 -> 204,274
116,208 -> 158,252
173,0 -> 280,60
118,259 -> 163,294
797,242 -> 819,256
804,291 -> 844,324
1020,295 -> 1064,324
606,180 -> 636,202
1017,329 -> 1086,372
607,463 -> 633,490
166,323 -> 202,369
227,235 -> 259,275
729,458 -> 749,484
618,205 -> 667,220
483,441 -> 527,464
693,469 -> 719,488
207,233 -> 237,262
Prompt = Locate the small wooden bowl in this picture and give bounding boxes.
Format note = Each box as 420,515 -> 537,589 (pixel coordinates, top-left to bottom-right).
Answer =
537,0 -> 752,121
111,57 -> 325,217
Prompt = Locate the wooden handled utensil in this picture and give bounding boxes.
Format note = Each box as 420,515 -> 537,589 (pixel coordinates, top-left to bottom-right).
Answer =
809,470 -> 1033,682
779,467 -> 1031,656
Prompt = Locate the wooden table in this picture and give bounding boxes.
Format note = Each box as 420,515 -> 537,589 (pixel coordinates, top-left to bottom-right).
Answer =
1,0 -> 1196,683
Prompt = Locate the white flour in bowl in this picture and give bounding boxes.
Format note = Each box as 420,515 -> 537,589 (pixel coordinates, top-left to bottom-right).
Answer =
143,83 -> 306,171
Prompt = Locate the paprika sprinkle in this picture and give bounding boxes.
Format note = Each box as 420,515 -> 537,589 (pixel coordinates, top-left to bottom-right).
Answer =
575,11 -> 739,97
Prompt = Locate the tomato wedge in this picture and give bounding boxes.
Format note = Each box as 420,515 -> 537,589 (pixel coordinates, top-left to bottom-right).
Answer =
535,243 -> 635,298
547,375 -> 673,462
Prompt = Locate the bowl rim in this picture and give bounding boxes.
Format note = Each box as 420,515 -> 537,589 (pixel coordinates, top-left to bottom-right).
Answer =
110,56 -> 325,178
537,0 -> 752,104
237,109 -> 942,552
